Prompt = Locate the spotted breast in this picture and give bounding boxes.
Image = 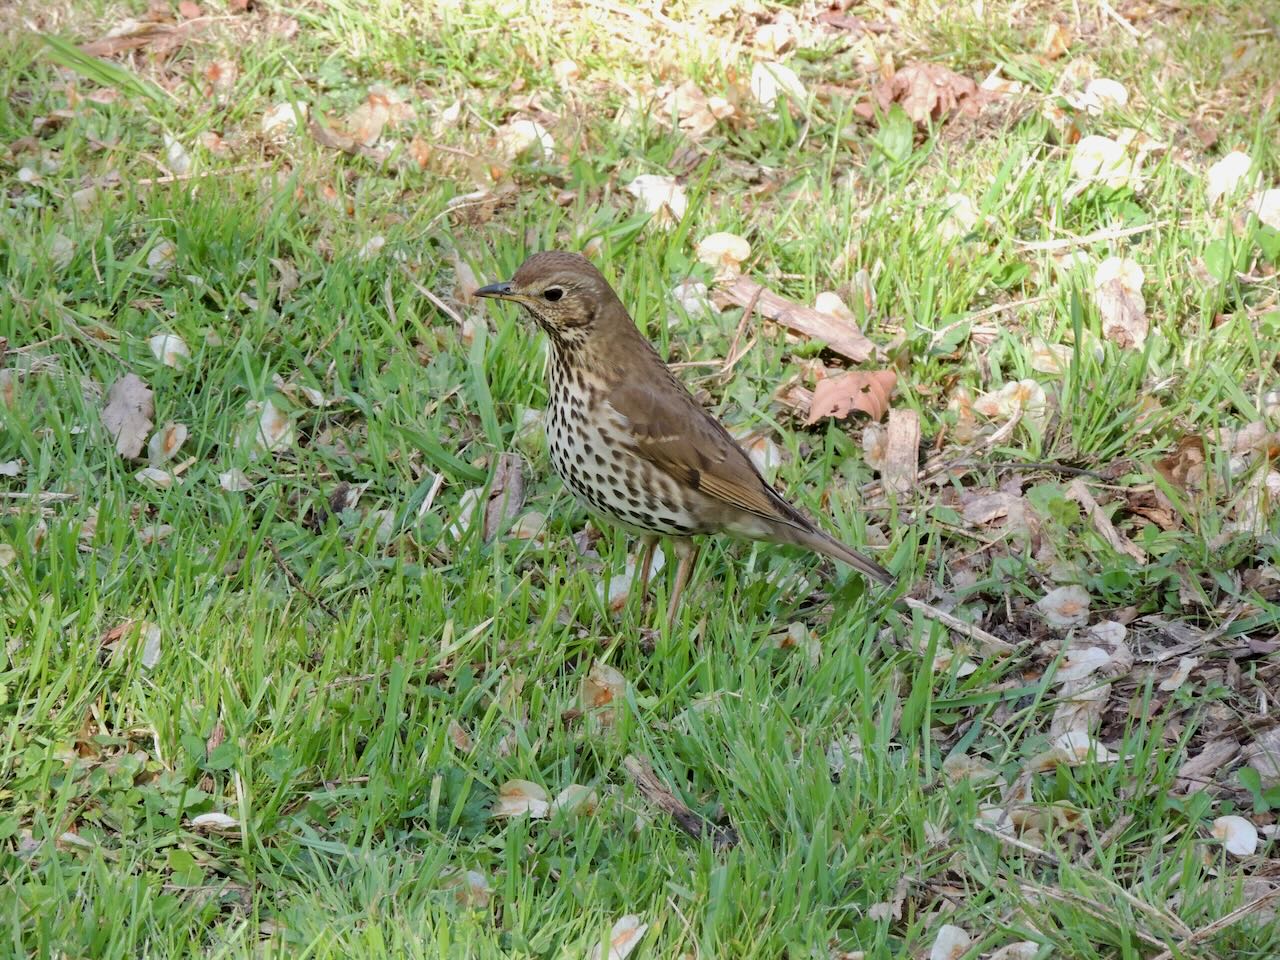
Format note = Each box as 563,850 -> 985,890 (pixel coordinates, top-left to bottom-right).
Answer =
544,353 -> 706,538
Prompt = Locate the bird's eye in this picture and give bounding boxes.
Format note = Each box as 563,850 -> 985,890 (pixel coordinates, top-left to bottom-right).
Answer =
543,287 -> 564,302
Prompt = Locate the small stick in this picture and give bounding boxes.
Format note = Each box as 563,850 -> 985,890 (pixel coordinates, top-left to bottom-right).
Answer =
401,265 -> 465,325
265,537 -> 340,621
1148,888 -> 1280,960
623,754 -> 738,851
720,283 -> 764,382
900,596 -> 1016,655
134,161 -> 272,187
1015,220 -> 1168,253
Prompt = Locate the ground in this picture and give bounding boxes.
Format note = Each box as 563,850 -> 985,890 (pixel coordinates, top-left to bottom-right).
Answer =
2,0 -> 1279,957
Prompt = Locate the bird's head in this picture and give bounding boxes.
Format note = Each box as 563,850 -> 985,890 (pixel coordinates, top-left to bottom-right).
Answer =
476,251 -> 618,347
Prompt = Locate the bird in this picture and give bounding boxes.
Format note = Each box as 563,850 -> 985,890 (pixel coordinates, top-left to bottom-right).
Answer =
475,250 -> 894,625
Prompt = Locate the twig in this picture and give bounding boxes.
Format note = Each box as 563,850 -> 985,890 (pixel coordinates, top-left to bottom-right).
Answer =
325,617 -> 493,688
265,537 -> 340,621
901,596 -> 1016,655
401,265 -> 465,325
134,161 -> 272,187
1015,220 -> 1168,253
383,275 -> 398,329
0,491 -> 78,502
1097,0 -> 1142,38
1021,882 -> 1168,950
927,296 -> 1049,350
980,823 -> 1190,936
1148,887 -> 1280,960
719,278 -> 764,382
623,754 -> 738,851
301,313 -> 351,370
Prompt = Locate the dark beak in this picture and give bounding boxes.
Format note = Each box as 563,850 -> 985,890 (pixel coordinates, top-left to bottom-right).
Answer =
475,281 -> 515,299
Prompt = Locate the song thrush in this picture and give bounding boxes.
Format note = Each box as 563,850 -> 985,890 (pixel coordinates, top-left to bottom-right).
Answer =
476,251 -> 894,624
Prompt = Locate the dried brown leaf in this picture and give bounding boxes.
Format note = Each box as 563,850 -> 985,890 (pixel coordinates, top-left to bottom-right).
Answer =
856,62 -> 993,126
805,370 -> 896,424
102,373 -> 154,459
1066,479 -> 1146,562
483,453 -> 525,541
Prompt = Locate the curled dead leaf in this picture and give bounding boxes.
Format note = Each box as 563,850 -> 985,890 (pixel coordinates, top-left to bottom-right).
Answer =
805,370 -> 896,424
857,62 -> 992,126
1094,257 -> 1147,349
102,373 -> 154,459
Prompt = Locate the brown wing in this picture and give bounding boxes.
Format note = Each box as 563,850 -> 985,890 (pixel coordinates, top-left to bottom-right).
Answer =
606,369 -> 806,528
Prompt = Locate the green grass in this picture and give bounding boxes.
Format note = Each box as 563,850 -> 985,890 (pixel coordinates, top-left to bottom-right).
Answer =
3,0 -> 1280,957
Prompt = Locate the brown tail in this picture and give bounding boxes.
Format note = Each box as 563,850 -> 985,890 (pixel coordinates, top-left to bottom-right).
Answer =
791,523 -> 896,587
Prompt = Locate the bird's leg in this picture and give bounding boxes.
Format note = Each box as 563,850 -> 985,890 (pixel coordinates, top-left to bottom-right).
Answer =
634,534 -> 659,611
665,539 -> 700,629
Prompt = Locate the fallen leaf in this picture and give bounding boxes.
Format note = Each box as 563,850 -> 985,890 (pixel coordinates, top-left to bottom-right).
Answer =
1155,434 -> 1207,492
1051,730 -> 1115,765
483,453 -> 525,541
1094,257 -> 1147,349
1057,645 -> 1113,683
408,136 -> 432,169
219,469 -> 251,492
1042,21 -> 1072,59
492,779 -> 550,819
552,59 -> 580,85
1158,655 -> 1199,692
1069,134 -> 1142,190
1247,188 -> 1280,229
447,719 -> 474,751
1029,337 -> 1071,375
714,275 -> 875,362
550,784 -> 598,818
1206,150 -> 1254,204
973,379 -> 1048,428
498,119 -> 554,160
660,80 -> 735,139
805,370 -> 896,423
102,373 -> 154,459
601,547 -> 665,613
190,811 -> 240,834
49,233 -> 74,270
0,544 -> 15,568
672,280 -> 713,319
262,101 -> 307,136
626,174 -> 687,228
930,924 -> 971,960
1212,815 -> 1258,857
163,133 -> 192,175
581,660 -> 627,717
441,868 -> 491,908
1036,584 -> 1091,629
938,192 -> 980,241
147,239 -> 176,276
813,291 -> 854,321
135,466 -> 176,489
589,915 -> 649,960
147,421 -> 188,466
149,332 -> 190,368
695,232 -> 751,273
857,62 -> 991,126
989,943 -> 1041,960
0,459 -> 23,477
1066,77 -> 1128,114
358,235 -> 385,260
139,621 -> 162,669
750,61 -> 806,109
1065,478 -> 1146,562
255,399 -> 294,452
